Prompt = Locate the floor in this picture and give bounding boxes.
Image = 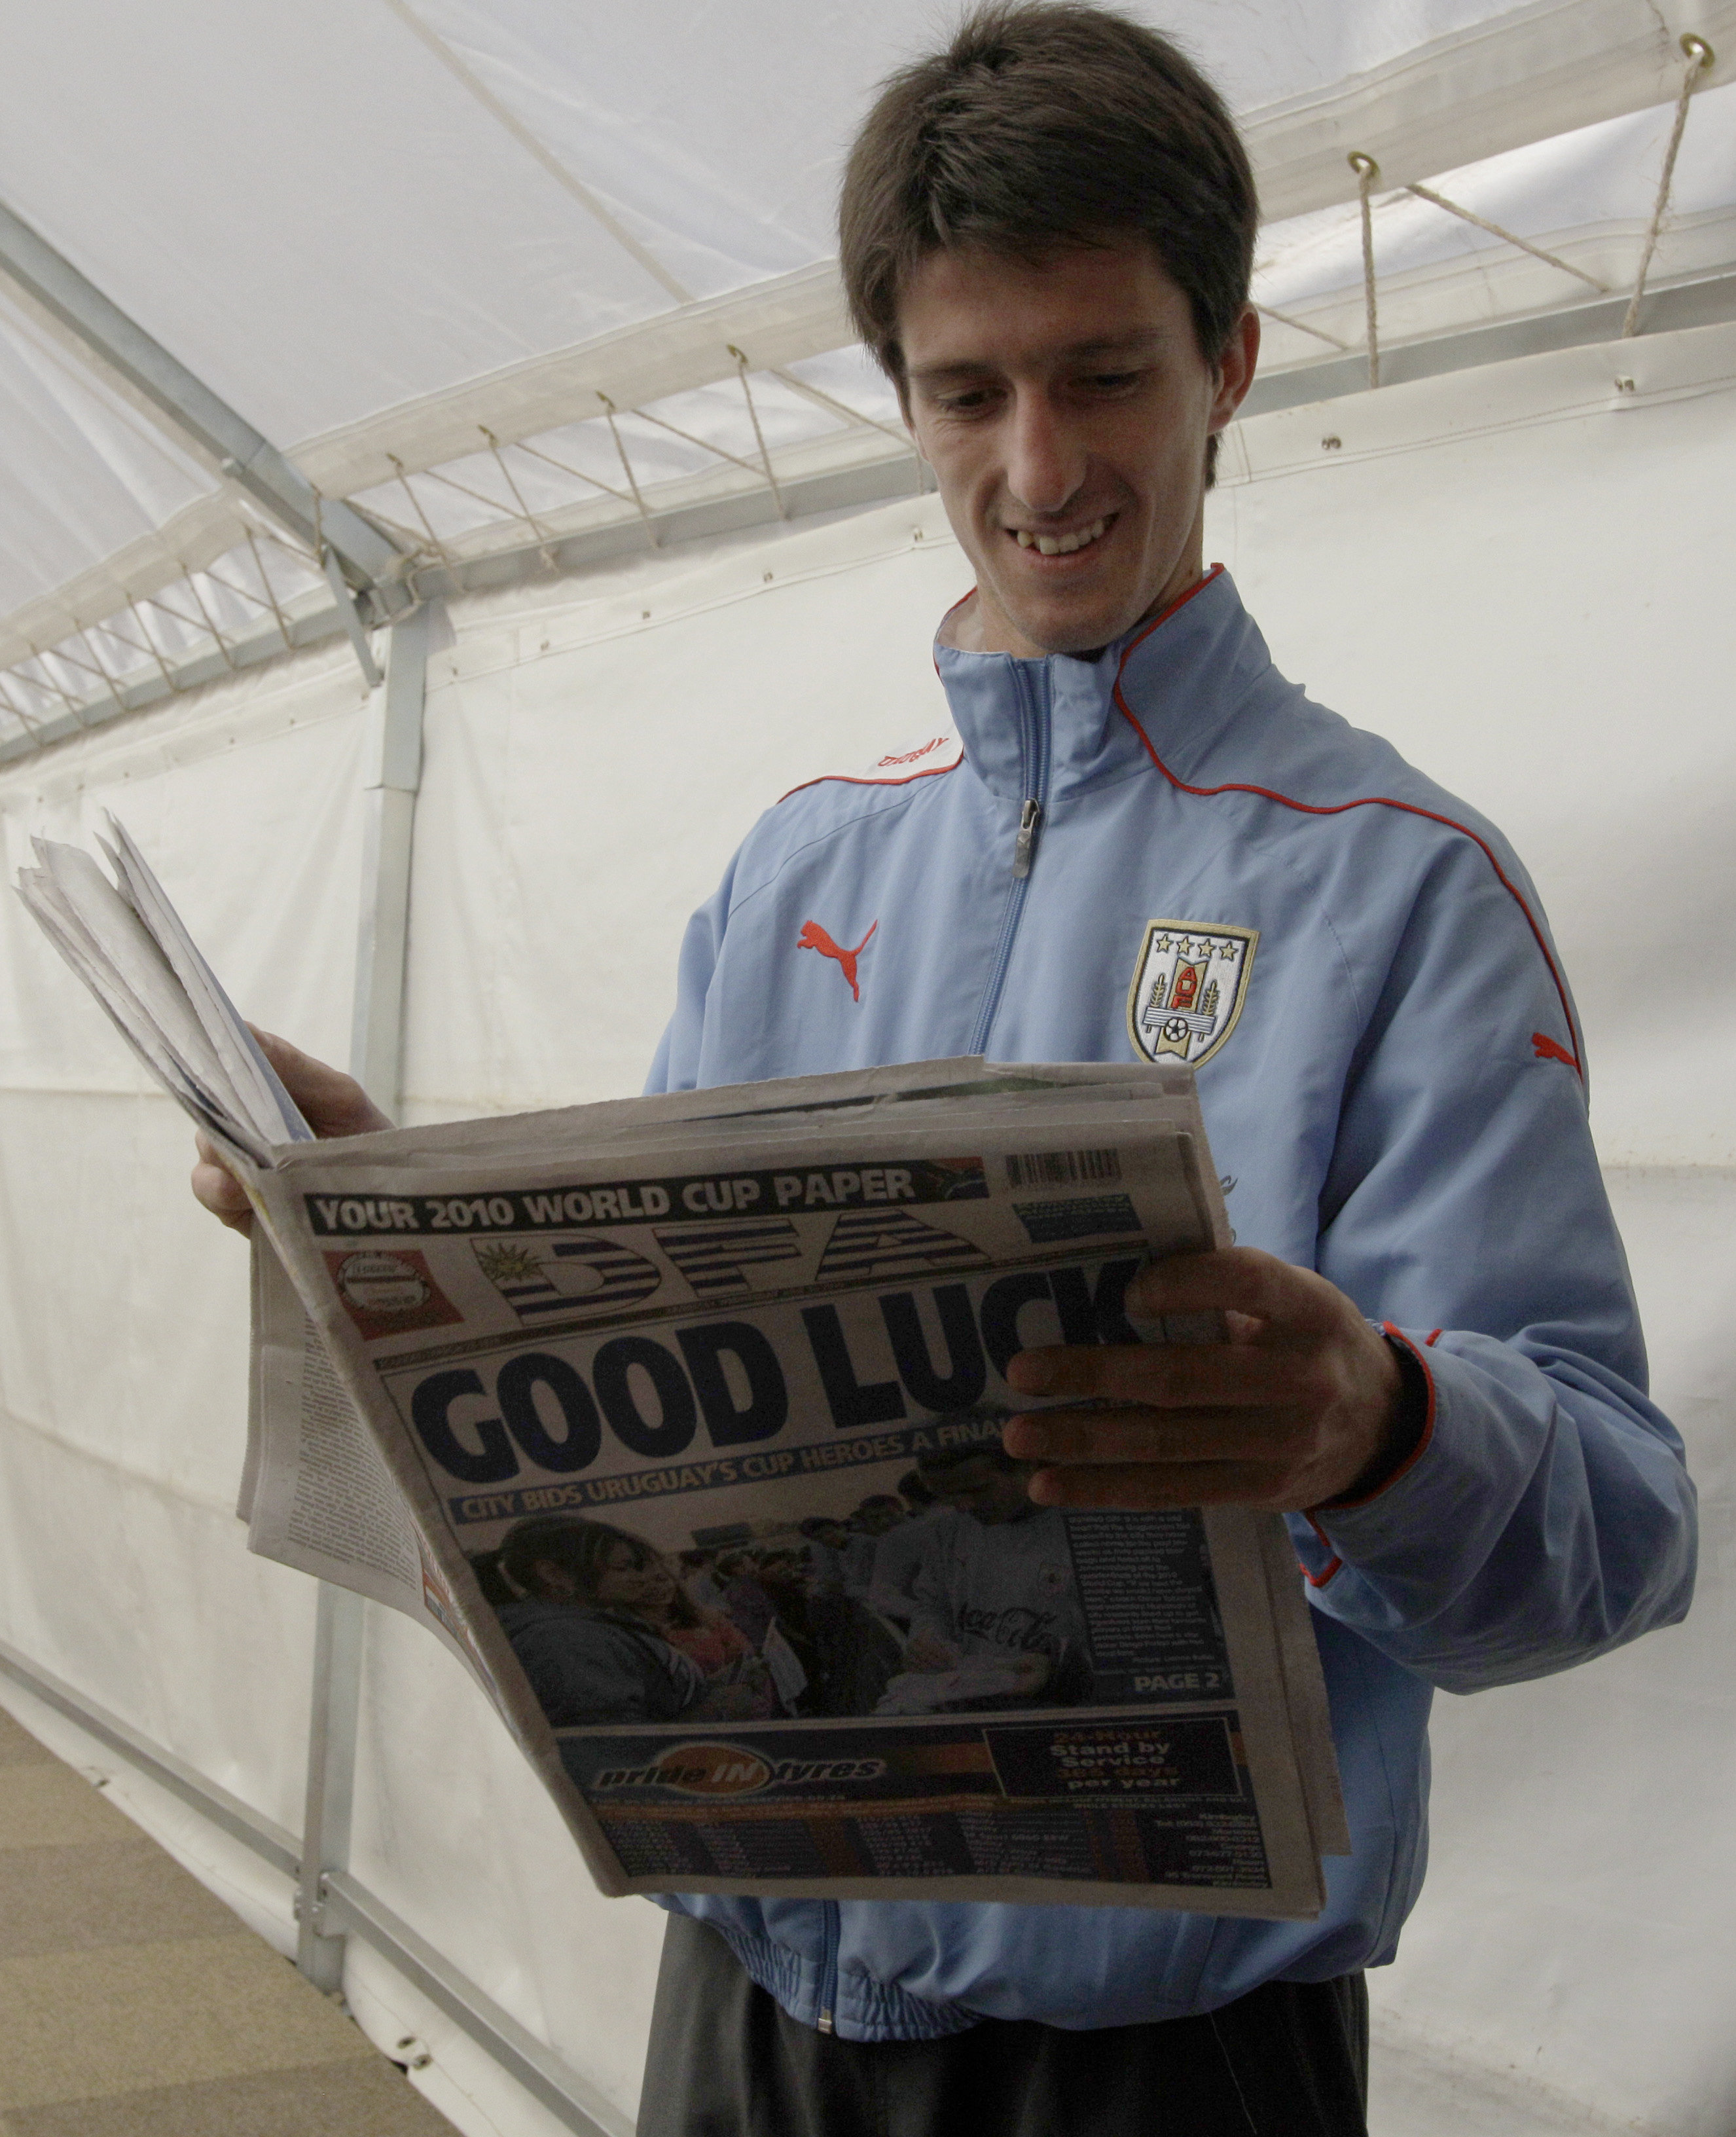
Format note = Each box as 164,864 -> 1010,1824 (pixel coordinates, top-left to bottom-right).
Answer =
4,1694 -> 1633,2137
0,1706 -> 456,2136
1369,2031 -> 1630,2137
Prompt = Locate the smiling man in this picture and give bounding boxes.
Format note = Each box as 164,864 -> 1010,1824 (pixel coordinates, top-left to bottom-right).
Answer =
895,240 -> 1254,661
631,5 -> 1695,2133
192,4 -> 1695,2132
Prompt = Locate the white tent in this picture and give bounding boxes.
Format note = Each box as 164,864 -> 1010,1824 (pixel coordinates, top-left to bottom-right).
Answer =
1,4 -> 1732,2131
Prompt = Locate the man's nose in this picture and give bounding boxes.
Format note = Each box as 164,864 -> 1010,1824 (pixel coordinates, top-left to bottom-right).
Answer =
1004,390 -> 1087,518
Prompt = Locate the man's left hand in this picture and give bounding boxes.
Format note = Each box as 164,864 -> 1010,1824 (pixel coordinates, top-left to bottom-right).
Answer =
1004,1248 -> 1413,1513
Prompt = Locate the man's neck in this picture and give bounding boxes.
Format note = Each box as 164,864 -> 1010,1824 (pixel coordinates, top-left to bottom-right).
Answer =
946,547 -> 1207,659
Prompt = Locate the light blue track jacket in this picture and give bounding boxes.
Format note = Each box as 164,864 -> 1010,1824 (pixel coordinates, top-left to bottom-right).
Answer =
644,565 -> 1696,2038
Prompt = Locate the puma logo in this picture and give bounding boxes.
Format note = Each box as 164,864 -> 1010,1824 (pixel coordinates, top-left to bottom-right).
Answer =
798,919 -> 878,1002
1532,1031 -> 1578,1069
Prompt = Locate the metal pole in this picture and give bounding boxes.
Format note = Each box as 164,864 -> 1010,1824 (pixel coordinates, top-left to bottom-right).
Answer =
351,603 -> 433,1108
297,602 -> 435,1991
296,1580 -> 365,1989
0,196 -> 401,587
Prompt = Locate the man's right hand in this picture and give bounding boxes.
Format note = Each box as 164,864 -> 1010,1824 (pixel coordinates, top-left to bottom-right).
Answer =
190,1031 -> 393,1237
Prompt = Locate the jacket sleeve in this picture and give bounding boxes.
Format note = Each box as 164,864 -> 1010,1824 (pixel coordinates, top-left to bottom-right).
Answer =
645,853 -> 742,1096
1291,831 -> 1697,1692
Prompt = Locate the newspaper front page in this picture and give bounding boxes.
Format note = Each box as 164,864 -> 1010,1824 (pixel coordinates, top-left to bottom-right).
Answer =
245,1066 -> 1346,1915
16,828 -> 1345,1916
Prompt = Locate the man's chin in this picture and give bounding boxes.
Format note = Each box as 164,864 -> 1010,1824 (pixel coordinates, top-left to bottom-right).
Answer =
992,583 -> 1151,660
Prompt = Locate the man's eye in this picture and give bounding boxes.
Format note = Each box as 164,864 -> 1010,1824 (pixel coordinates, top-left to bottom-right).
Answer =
1087,371 -> 1143,391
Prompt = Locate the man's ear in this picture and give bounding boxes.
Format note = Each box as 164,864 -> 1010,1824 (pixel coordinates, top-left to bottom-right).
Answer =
1209,304 -> 1261,433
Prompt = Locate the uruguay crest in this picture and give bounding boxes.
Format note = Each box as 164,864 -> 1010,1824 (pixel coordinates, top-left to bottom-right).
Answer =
1126,920 -> 1258,1068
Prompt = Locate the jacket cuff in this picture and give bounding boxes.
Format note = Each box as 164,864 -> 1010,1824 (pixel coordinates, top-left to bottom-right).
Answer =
1318,1324 -> 1438,1511
1292,1325 -> 1440,1589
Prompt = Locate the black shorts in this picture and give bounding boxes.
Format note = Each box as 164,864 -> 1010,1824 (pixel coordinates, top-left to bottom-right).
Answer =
638,1913 -> 1369,2137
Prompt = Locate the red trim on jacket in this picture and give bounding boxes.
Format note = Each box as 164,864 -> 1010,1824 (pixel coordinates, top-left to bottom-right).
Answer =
1300,1514 -> 1344,1589
778,740 -> 964,805
779,568 -> 1221,806
1109,592 -> 1584,1079
1299,1324 -> 1440,1584
1112,561 -> 1227,652
1324,1323 -> 1439,1513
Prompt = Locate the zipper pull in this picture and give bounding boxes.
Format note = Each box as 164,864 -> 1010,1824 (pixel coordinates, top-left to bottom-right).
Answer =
1013,797 -> 1042,879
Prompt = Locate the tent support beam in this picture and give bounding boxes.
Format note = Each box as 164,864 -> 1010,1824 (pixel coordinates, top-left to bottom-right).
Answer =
0,1637 -> 623,2135
0,197 -> 403,589
1235,268 -> 1736,418
352,604 -> 431,1110
6,268 -> 1733,767
295,1583 -> 364,1990
298,603 -> 436,1992
321,1873 -> 626,2136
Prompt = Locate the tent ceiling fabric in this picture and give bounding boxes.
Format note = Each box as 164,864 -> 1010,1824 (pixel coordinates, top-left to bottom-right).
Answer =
0,0 -> 1733,748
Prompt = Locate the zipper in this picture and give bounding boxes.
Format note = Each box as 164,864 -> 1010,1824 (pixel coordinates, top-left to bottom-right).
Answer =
966,662 -> 1051,1055
816,1899 -> 840,2034
1012,797 -> 1042,878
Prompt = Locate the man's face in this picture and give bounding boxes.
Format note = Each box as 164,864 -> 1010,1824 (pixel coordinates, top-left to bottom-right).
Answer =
928,1457 -> 1034,1526
898,240 -> 1257,657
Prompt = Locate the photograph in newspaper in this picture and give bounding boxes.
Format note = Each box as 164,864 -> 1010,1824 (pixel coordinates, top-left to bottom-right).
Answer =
266,1107 -> 1339,1914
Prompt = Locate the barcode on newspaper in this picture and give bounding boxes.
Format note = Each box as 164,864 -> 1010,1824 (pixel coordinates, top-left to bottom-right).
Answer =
1004,1148 -> 1121,1190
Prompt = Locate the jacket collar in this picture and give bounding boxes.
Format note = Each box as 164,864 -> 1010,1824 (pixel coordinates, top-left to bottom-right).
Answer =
932,566 -> 1261,803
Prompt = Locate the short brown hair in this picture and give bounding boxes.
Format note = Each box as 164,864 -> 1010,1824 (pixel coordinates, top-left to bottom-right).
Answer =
840,2 -> 1256,386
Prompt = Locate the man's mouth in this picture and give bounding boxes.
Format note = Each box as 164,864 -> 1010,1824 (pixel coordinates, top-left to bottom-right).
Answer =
1011,516 -> 1110,557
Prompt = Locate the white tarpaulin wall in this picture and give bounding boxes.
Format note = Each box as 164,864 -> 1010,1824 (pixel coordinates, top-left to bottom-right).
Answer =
1,320 -> 1733,2135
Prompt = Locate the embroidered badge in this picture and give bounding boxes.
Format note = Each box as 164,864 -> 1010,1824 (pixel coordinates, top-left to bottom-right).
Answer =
1126,921 -> 1258,1068
798,919 -> 878,1002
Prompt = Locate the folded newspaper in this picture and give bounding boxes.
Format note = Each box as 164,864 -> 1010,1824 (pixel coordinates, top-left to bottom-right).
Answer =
19,820 -> 1347,1914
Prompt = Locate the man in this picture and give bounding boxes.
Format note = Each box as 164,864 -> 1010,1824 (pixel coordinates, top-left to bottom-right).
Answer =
196,5 -> 1695,2130
893,1444 -> 1091,1708
842,1493 -> 905,1601
797,1514 -> 852,1598
865,1468 -> 945,1626
797,1515 -> 903,1714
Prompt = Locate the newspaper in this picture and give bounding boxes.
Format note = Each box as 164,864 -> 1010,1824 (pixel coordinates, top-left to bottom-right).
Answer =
19,821 -> 1348,1914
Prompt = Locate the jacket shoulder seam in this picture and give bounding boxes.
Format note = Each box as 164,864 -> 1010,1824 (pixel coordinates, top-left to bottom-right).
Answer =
726,792 -> 931,921
1110,684 -> 1583,1078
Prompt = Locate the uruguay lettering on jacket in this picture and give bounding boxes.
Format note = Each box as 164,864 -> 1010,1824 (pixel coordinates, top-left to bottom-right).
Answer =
645,566 -> 1695,2040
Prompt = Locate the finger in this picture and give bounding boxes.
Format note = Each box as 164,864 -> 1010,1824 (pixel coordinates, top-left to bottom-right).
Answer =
249,1029 -> 392,1137
1027,1459 -> 1288,1510
1127,1247 -> 1348,1334
192,1130 -> 245,1199
1004,1404 -> 1309,1467
191,1152 -> 249,1210
191,1158 -> 253,1235
251,1029 -> 378,1133
1007,1340 -> 1299,1408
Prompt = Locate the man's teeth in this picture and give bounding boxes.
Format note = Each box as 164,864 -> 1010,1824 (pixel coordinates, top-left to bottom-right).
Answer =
1015,519 -> 1107,556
